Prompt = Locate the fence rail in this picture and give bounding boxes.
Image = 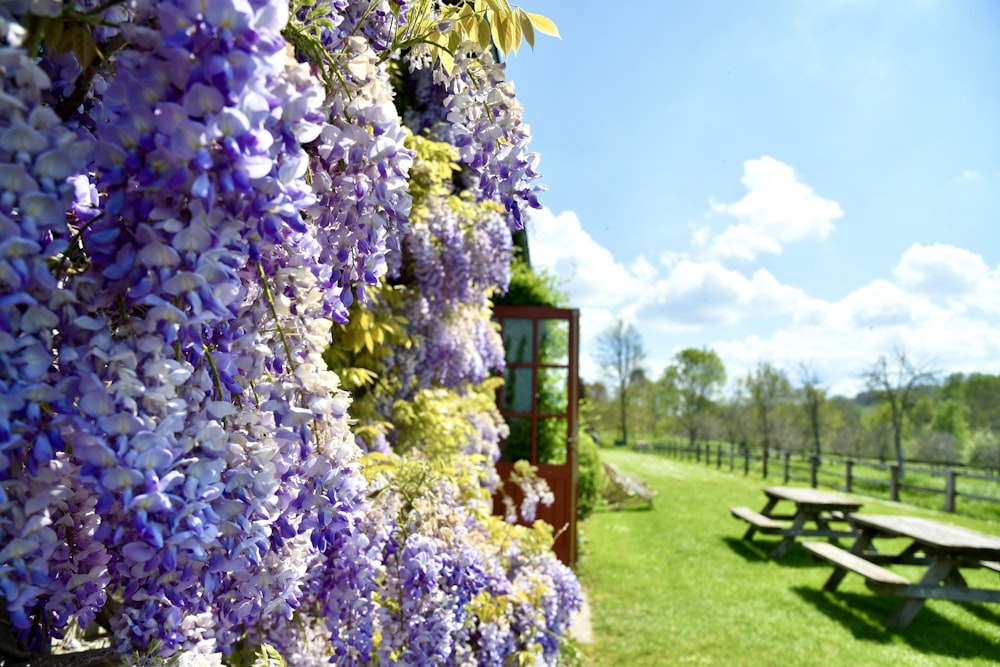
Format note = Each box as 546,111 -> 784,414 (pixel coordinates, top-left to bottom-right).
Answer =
634,439 -> 1000,516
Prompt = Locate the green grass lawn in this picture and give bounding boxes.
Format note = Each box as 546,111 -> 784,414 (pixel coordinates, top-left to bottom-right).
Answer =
575,448 -> 1000,666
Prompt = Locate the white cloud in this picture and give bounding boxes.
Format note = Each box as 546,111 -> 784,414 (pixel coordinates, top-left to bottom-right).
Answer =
700,157 -> 843,261
712,301 -> 1000,398
525,162 -> 1000,395
893,242 -> 990,297
633,261 -> 810,328
960,169 -> 981,182
629,256 -> 659,283
840,279 -> 928,328
708,246 -> 1000,397
524,207 -> 649,309
576,307 -> 618,382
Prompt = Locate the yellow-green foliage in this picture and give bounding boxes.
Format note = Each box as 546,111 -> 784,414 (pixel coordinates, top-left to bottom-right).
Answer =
360,446 -> 560,663
324,286 -> 411,390
327,134 -> 509,451
406,133 -> 505,227
325,284 -> 412,447
400,0 -> 560,73
390,379 -> 506,501
405,133 -> 459,206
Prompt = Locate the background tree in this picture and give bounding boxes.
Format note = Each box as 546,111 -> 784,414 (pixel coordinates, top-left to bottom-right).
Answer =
863,348 -> 936,474
745,362 -> 792,461
595,320 -> 646,444
942,372 -> 1000,441
828,396 -> 864,457
665,348 -> 726,449
915,398 -> 970,464
720,384 -> 751,449
798,364 -> 827,456
627,368 -> 658,440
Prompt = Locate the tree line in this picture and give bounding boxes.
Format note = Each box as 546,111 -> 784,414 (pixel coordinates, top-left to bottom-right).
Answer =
590,321 -> 1000,474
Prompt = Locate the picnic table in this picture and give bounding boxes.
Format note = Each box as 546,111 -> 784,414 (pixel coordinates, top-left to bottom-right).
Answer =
804,514 -> 1000,628
730,486 -> 863,558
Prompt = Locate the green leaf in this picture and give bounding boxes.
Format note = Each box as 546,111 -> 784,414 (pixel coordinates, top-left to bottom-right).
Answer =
500,14 -> 517,55
44,17 -> 65,49
458,3 -> 477,35
489,12 -> 505,54
509,11 -> 523,54
526,12 -> 560,38
517,8 -> 535,50
57,26 -> 97,69
251,644 -> 287,667
476,16 -> 492,51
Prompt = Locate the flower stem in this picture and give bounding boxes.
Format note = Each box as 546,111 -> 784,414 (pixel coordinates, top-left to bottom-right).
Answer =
256,261 -> 297,373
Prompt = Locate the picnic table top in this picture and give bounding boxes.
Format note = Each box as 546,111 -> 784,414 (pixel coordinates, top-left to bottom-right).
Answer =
851,514 -> 1000,558
763,486 -> 864,510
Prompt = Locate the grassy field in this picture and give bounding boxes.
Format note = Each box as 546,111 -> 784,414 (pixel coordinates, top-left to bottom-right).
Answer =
575,447 -> 1000,667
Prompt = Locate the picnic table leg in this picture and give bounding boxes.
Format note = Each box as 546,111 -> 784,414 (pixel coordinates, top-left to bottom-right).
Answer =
885,560 -> 957,629
743,496 -> 779,540
812,513 -> 847,545
822,529 -> 876,591
771,511 -> 807,558
944,568 -> 968,588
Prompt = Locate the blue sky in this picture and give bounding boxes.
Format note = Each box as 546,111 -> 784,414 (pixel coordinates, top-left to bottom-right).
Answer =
504,0 -> 1000,396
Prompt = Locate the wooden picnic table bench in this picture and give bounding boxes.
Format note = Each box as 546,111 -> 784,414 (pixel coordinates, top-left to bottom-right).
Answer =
731,486 -> 863,558
804,514 -> 1000,628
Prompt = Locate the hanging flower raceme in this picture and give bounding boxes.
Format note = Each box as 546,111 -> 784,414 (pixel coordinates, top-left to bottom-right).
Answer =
1,1 -> 581,664
423,43 -> 545,230
0,19 -> 109,643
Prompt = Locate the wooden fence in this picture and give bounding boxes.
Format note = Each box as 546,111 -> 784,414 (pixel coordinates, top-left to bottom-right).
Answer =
635,439 -> 1000,516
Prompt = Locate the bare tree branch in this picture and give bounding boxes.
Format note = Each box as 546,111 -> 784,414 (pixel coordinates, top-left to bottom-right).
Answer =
595,320 -> 645,444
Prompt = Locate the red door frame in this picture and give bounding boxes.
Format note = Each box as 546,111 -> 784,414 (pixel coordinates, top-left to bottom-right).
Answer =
492,305 -> 579,566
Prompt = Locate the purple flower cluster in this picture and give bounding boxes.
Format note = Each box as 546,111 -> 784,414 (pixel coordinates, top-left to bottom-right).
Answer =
1,0 -> 386,657
369,470 -> 580,667
0,1 -> 581,664
424,44 -> 545,229
0,23 -> 107,644
387,194 -> 511,392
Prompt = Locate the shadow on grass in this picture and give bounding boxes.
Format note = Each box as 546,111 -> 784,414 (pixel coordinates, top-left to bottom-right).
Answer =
792,586 -> 1000,659
722,536 -> 771,562
721,536 -> 832,568
959,599 -> 1000,626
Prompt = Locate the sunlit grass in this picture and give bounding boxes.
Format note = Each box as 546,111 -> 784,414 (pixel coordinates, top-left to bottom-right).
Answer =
575,448 -> 1000,667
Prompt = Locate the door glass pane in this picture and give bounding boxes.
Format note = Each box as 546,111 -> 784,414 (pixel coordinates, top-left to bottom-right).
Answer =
537,418 -> 567,464
538,319 -> 569,366
501,417 -> 533,462
501,367 -> 534,413
502,318 -> 534,363
537,367 -> 568,414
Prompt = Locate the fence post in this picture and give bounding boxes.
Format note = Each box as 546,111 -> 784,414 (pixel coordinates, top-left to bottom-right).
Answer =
743,448 -> 749,476
783,452 -> 790,484
890,464 -> 900,502
810,454 -> 819,488
717,443 -> 722,469
945,469 -> 956,513
845,459 -> 854,493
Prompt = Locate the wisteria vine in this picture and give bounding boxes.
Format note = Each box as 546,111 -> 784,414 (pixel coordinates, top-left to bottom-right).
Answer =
0,0 -> 578,665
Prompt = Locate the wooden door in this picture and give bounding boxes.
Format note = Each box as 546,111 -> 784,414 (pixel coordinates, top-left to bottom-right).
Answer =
492,306 -> 579,566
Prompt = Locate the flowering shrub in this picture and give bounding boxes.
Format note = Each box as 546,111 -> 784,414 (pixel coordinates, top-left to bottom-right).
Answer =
0,1 -> 579,665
